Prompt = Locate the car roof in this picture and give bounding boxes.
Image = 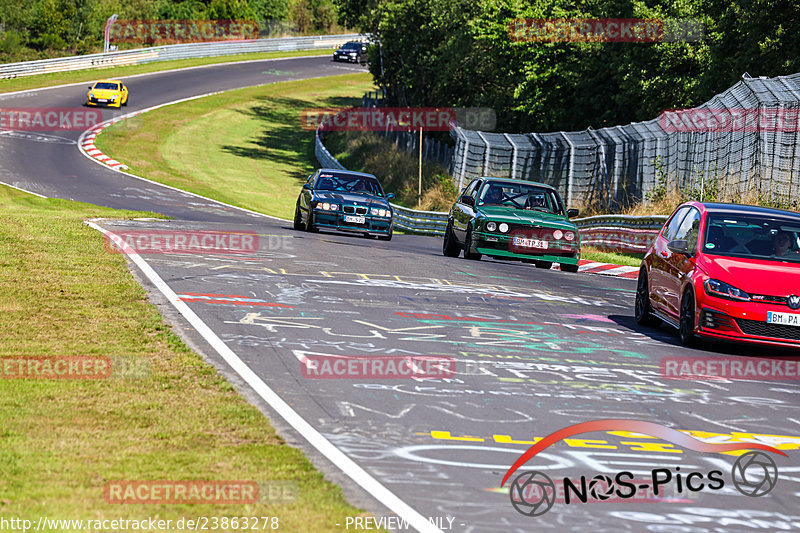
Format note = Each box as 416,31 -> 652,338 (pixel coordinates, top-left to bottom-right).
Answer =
317,168 -> 378,179
473,177 -> 557,191
700,201 -> 800,219
94,79 -> 122,84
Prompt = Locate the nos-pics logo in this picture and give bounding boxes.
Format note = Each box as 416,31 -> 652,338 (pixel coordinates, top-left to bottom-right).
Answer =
502,419 -> 784,517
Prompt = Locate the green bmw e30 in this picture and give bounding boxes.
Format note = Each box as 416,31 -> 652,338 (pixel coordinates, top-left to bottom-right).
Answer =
442,177 -> 581,272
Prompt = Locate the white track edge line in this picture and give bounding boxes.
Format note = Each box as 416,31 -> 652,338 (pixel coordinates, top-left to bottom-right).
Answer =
0,180 -> 48,198
86,221 -> 442,533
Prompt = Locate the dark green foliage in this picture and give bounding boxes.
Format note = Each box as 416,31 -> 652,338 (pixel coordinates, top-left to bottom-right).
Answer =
341,0 -> 800,132
0,0 -> 309,62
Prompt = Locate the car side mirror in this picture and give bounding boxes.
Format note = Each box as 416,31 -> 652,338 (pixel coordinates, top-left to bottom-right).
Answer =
302,183 -> 312,190
88,86 -> 92,89
386,193 -> 395,199
567,208 -> 579,218
461,195 -> 475,207
667,239 -> 692,256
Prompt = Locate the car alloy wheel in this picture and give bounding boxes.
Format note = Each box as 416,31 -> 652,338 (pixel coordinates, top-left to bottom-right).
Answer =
635,270 -> 661,326
534,261 -> 553,269
293,203 -> 304,230
679,289 -> 696,346
442,220 -> 460,257
463,226 -> 482,260
305,209 -> 317,233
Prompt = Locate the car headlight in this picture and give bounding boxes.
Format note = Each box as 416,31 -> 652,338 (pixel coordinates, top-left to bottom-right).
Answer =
704,279 -> 751,301
370,208 -> 389,217
498,223 -> 509,233
88,93 -> 95,98
318,202 -> 337,211
553,230 -> 563,240
564,231 -> 575,241
486,222 -> 497,232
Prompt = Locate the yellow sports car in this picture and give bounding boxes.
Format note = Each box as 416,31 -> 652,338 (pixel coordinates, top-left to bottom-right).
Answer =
86,79 -> 128,108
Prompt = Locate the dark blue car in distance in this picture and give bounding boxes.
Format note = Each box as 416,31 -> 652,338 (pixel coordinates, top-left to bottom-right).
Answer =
293,169 -> 394,240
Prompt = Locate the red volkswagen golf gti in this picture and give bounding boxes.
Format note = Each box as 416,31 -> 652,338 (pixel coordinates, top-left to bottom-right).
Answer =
636,201 -> 800,348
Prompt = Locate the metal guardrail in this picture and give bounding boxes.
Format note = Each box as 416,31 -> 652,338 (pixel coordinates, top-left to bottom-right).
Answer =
315,124 -> 670,241
315,124 -> 449,234
0,34 -> 361,79
574,214 -> 668,253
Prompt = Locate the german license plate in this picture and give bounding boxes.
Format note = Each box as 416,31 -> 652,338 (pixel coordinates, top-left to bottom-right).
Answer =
97,99 -> 107,102
512,237 -> 548,249
344,215 -> 365,224
767,311 -> 800,327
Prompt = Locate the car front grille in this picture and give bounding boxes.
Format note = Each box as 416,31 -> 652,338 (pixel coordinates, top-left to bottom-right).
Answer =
735,318 -> 800,341
343,206 -> 367,215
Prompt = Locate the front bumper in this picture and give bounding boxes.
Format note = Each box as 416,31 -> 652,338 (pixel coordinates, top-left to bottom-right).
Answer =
313,209 -> 392,235
474,231 -> 580,265
87,96 -> 121,107
696,299 -> 800,349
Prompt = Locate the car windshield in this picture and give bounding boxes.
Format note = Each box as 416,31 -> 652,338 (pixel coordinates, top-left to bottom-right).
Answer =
477,181 -> 564,214
704,213 -> 800,263
93,82 -> 119,90
314,172 -> 384,196
343,42 -> 362,50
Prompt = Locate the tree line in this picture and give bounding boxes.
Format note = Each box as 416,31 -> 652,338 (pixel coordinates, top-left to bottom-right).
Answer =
335,0 -> 800,132
0,0 -> 342,62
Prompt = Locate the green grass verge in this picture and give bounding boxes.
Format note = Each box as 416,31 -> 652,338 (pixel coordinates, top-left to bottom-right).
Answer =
0,184 -> 368,529
581,246 -> 643,267
0,49 -> 332,94
95,73 -> 375,220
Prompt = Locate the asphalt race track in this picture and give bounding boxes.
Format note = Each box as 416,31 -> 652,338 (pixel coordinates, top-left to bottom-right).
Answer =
3,55 -> 800,532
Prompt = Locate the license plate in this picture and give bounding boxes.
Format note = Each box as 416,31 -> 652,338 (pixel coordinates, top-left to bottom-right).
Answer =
767,311 -> 800,327
512,237 -> 548,249
344,215 -> 365,224
97,99 -> 107,102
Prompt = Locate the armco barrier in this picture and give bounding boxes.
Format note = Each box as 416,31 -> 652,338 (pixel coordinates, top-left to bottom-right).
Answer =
572,214 -> 668,253
315,124 -> 668,242
0,34 -> 361,79
316,124 -> 448,234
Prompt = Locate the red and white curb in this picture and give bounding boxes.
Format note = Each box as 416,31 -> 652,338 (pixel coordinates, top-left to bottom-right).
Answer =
79,112 -> 142,170
554,259 -> 639,279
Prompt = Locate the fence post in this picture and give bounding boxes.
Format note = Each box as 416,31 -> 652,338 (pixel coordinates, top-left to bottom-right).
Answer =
504,133 -> 518,179
559,132 -> 576,207
477,131 -> 490,175
586,129 -> 608,208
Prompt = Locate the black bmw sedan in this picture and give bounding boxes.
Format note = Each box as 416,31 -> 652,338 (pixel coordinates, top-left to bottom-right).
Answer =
293,169 -> 394,240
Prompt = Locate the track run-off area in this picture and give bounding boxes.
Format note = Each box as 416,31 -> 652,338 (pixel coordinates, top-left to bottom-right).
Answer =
2,55 -> 800,533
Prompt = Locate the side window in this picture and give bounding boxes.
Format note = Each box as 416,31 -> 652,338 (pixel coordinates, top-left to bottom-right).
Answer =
463,180 -> 481,199
674,208 -> 701,250
663,207 -> 689,241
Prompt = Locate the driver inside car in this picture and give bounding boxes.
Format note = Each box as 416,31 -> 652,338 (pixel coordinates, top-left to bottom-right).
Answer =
526,193 -> 547,210
482,185 -> 504,205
